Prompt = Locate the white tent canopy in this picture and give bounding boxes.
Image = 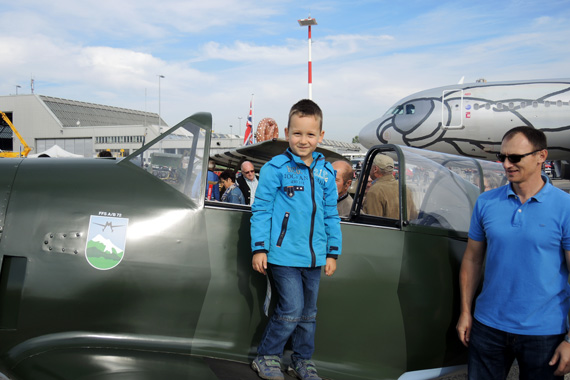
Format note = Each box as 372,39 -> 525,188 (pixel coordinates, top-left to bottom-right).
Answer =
28,145 -> 83,158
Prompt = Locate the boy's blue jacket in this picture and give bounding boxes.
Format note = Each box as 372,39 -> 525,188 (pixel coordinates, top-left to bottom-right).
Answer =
251,148 -> 342,267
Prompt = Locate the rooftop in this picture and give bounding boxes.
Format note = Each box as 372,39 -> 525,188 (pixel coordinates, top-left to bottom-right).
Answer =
39,95 -> 165,128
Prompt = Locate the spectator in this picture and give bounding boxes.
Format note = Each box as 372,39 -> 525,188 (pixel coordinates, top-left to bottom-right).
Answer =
332,160 -> 354,218
219,169 -> 245,205
457,126 -> 570,379
363,153 -> 417,219
236,160 -> 258,205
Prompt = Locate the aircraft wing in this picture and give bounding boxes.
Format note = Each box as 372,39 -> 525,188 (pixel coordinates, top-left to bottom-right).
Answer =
211,139 -> 347,170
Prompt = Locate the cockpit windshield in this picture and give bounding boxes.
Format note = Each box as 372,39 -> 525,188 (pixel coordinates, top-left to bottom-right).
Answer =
122,113 -> 212,206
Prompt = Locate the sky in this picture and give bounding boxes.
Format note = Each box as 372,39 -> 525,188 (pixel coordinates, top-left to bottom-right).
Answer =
2,0 -> 570,143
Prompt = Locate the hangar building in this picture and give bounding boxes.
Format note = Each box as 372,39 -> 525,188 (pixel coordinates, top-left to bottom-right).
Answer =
0,94 -> 169,157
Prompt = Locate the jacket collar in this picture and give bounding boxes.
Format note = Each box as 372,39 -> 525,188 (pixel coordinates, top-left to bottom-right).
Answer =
284,148 -> 324,168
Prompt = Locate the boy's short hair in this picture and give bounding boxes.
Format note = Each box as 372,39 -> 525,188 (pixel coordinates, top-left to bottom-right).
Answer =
288,99 -> 323,131
502,126 -> 547,151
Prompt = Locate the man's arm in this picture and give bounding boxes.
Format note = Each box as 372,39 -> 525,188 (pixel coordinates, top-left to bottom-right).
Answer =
549,249 -> 570,376
456,238 -> 486,347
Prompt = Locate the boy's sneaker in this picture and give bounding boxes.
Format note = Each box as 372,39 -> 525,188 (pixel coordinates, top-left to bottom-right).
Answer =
287,359 -> 322,380
251,355 -> 284,380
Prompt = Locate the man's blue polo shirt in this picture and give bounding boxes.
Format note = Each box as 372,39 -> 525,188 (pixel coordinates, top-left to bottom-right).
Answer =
469,177 -> 570,335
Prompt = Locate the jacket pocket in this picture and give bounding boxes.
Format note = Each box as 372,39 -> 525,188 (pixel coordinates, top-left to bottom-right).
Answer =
276,212 -> 290,247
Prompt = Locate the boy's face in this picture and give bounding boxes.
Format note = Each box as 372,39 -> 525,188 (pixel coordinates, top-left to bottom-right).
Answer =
285,114 -> 324,164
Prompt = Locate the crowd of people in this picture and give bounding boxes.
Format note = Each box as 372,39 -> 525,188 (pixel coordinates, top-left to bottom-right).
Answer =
205,150 -> 414,222
205,160 -> 258,205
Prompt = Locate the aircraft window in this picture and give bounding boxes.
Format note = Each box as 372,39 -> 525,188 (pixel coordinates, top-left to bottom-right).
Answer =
390,106 -> 404,115
521,101 -> 527,108
405,104 -> 415,115
508,102 -> 514,109
496,103 -> 503,110
557,100 -> 563,107
473,104 -> 479,111
545,101 -> 551,107
485,103 -> 490,110
533,101 -> 538,108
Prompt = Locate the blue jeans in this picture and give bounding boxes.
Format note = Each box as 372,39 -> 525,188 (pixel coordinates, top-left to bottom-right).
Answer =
257,264 -> 321,363
469,318 -> 564,380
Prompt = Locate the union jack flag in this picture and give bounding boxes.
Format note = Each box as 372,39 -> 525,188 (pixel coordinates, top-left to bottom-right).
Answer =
243,97 -> 254,146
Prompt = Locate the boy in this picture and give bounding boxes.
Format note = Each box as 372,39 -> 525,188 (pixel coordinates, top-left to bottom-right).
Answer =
251,99 -> 342,380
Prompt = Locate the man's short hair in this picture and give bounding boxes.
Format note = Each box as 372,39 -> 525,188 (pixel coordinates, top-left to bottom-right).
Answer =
333,160 -> 354,183
502,126 -> 547,151
287,99 -> 323,131
373,154 -> 394,174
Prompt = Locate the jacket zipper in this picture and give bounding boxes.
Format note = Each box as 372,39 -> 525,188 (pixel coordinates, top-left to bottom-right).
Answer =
309,167 -> 317,267
276,212 -> 290,247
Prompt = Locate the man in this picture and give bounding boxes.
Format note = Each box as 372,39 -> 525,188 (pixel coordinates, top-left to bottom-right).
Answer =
456,126 -> 570,379
332,160 -> 354,218
236,161 -> 258,205
363,153 -> 417,219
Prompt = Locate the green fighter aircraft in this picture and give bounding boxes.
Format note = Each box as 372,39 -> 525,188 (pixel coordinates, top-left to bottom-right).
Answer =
0,112 -> 506,380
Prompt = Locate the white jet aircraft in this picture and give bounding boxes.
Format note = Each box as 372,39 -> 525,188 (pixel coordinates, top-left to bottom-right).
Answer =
359,79 -> 570,163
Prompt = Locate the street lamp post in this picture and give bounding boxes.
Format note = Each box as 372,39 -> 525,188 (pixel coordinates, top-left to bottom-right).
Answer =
298,16 -> 317,100
15,85 -> 21,95
238,117 -> 242,136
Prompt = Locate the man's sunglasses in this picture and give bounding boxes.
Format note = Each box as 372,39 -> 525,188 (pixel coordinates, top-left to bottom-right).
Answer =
496,149 -> 542,163
242,170 -> 255,174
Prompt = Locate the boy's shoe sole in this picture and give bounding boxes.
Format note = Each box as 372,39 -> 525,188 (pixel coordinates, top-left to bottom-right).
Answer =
251,360 -> 284,380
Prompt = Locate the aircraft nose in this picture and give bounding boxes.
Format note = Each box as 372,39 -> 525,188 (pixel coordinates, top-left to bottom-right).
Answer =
359,117 -> 384,149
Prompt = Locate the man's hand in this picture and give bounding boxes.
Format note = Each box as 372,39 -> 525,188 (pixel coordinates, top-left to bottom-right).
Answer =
325,257 -> 337,276
456,312 -> 473,347
252,253 -> 268,275
550,339 -> 570,376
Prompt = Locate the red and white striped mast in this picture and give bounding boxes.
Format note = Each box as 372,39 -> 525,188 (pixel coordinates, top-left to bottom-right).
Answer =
298,16 -> 317,100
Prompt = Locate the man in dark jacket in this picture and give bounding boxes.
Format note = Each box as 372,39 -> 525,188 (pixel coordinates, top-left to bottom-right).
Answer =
236,161 -> 258,205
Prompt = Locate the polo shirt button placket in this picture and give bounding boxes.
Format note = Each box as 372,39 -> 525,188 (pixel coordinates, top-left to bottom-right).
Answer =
513,208 -> 523,227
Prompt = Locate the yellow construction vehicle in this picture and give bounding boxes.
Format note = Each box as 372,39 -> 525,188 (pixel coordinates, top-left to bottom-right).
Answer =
0,111 -> 31,157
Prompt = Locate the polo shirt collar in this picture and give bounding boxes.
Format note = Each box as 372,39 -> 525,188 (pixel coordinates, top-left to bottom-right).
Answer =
506,174 -> 552,203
